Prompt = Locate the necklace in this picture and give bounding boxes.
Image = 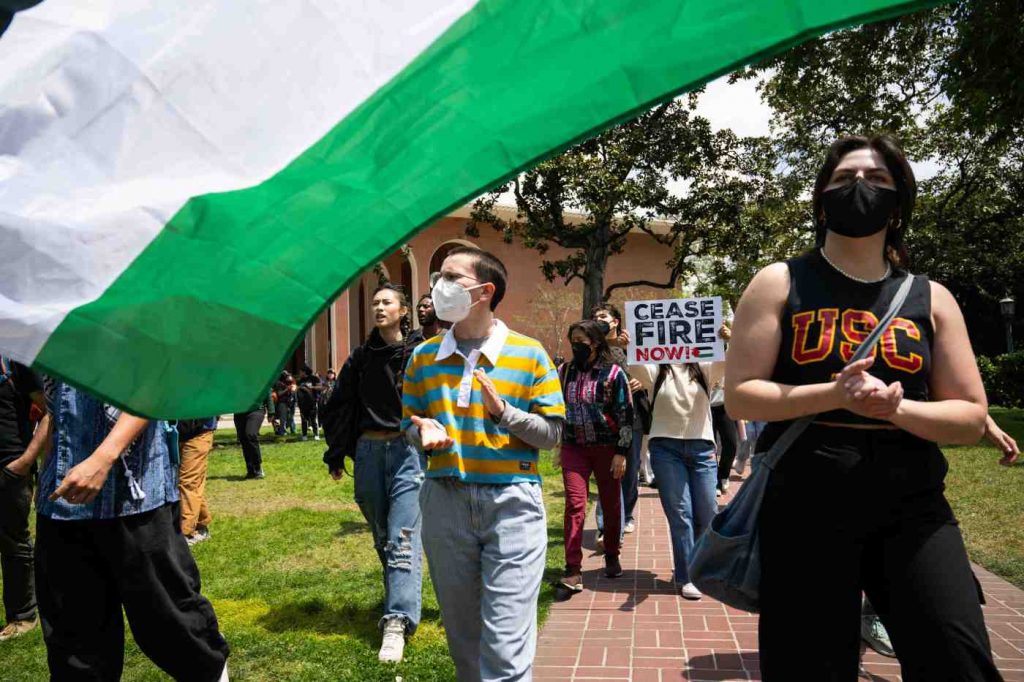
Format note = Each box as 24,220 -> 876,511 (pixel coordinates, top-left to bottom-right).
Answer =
819,247 -> 891,284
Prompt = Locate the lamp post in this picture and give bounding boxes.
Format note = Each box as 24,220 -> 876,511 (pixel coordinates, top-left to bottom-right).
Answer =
1000,295 -> 1015,353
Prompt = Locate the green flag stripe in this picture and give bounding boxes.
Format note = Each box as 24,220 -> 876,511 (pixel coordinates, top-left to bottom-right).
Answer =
35,0 -> 947,417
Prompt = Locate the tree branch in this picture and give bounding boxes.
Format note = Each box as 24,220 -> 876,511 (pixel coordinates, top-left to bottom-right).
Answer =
603,259 -> 686,299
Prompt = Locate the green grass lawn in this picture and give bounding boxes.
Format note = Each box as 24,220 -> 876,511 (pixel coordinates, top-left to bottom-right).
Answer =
944,407 -> 1024,590
0,429 -> 567,681
2,411 -> 1021,680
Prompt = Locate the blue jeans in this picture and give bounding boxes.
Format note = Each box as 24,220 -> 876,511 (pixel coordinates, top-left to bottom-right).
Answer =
648,438 -> 718,585
420,478 -> 546,682
353,436 -> 424,634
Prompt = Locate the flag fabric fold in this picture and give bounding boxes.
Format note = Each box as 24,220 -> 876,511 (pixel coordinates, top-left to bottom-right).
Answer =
0,0 -> 945,417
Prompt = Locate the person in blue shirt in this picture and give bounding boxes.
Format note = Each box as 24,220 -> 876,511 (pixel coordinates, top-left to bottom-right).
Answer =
34,380 -> 230,681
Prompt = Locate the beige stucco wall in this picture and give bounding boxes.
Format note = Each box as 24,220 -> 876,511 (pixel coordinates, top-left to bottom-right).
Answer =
307,211 -> 677,371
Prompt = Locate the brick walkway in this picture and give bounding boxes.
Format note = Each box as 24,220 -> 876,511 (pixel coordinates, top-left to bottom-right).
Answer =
535,480 -> 1024,682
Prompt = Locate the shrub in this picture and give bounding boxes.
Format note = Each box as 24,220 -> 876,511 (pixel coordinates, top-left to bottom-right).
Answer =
978,352 -> 1024,408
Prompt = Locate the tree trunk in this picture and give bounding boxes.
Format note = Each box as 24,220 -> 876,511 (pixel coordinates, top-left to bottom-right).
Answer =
581,227 -> 609,319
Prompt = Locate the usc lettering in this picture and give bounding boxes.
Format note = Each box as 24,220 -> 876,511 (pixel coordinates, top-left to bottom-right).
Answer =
791,309 -> 924,374
791,309 -> 839,364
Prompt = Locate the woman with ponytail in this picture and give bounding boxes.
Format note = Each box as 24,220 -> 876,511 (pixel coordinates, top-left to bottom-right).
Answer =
321,283 -> 424,664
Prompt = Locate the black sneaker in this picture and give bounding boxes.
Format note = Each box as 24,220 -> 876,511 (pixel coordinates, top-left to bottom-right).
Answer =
605,555 -> 623,578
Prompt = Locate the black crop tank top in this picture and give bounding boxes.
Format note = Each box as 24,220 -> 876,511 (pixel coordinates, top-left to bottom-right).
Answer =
770,250 -> 933,425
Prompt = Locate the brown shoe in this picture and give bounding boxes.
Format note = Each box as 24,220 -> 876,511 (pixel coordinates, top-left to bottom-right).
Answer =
559,572 -> 583,593
0,618 -> 37,641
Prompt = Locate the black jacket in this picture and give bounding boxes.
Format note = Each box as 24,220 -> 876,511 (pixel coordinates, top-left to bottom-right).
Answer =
321,327 -> 424,470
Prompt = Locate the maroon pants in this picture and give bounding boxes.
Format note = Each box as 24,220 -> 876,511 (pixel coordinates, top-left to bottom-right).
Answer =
561,443 -> 622,572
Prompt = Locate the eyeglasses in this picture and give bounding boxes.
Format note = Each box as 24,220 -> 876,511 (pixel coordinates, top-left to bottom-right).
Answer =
429,271 -> 481,288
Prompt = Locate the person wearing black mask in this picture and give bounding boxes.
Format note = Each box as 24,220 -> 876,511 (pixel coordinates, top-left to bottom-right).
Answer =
556,320 -> 634,594
726,135 -> 1001,680
592,304 -> 645,543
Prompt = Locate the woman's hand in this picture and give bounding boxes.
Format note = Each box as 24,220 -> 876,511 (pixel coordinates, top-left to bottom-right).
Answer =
986,416 -> 1020,466
835,357 -> 903,420
329,468 -> 344,481
611,454 -> 626,480
410,415 -> 454,450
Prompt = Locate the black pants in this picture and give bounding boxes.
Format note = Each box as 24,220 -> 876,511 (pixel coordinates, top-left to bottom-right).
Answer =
0,465 -> 35,622
711,405 -> 739,483
35,503 -> 229,681
299,405 -> 318,437
233,410 -> 264,475
758,425 -> 1001,682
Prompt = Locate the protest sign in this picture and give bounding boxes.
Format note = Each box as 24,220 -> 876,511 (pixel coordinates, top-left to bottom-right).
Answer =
624,296 -> 724,364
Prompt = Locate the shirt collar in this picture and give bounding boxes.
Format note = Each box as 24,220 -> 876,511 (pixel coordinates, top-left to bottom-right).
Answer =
435,319 -> 509,366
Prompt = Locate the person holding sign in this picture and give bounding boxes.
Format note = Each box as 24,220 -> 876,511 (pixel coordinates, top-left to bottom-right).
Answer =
556,320 -> 634,593
725,135 -> 999,680
627,324 -> 729,601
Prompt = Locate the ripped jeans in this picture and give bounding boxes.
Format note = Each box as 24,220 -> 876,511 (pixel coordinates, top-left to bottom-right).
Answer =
353,435 -> 424,635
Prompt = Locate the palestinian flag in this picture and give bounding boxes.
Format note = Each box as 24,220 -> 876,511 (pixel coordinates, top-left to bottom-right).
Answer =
0,0 -> 945,418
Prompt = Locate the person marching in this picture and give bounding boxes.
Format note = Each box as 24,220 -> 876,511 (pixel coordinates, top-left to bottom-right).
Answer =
726,135 -> 1001,681
402,247 -> 564,681
321,283 -> 425,663
557,320 -> 634,594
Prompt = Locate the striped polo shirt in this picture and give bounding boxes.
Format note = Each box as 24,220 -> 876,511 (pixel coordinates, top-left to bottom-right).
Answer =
401,320 -> 565,484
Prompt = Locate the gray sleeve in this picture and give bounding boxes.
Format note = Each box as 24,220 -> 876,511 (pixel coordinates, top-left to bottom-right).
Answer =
498,402 -> 563,450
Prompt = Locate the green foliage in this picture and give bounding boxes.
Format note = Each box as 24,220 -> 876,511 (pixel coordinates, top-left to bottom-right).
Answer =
733,0 -> 1024,355
467,97 -> 785,316
979,352 -> 1024,408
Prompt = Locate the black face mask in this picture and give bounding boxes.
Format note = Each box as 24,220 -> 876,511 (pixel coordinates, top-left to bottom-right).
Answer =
571,342 -> 592,367
821,180 -> 899,239
594,320 -> 611,337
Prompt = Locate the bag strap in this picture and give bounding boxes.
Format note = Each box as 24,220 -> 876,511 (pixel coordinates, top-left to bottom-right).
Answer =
763,274 -> 917,470
649,364 -> 671,415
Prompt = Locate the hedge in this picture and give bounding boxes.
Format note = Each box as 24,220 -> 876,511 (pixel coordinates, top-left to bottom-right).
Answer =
978,352 -> 1024,408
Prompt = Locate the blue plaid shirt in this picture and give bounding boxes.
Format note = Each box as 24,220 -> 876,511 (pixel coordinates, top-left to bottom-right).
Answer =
36,380 -> 178,521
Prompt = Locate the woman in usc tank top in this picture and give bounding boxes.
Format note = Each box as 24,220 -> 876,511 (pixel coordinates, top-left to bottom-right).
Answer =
725,136 -> 1001,681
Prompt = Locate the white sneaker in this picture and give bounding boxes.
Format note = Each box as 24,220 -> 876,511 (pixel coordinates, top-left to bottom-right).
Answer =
680,583 -> 703,600
378,618 -> 406,663
624,520 -> 636,534
301,435 -> 308,441
314,435 -> 320,441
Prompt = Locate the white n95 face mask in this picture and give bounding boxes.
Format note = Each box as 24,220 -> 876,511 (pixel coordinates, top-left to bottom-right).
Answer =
431,277 -> 483,323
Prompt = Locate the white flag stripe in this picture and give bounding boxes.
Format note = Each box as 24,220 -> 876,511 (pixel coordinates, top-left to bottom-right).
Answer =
0,0 -> 476,362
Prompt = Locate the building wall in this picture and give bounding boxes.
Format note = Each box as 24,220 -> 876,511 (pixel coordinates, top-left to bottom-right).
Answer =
306,212 -> 677,372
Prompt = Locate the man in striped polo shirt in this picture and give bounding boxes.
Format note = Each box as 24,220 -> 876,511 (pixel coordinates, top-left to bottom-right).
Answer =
403,247 -> 565,681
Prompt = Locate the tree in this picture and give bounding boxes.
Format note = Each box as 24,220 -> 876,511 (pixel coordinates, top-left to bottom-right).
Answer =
467,97 -> 738,318
732,0 -> 1024,355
